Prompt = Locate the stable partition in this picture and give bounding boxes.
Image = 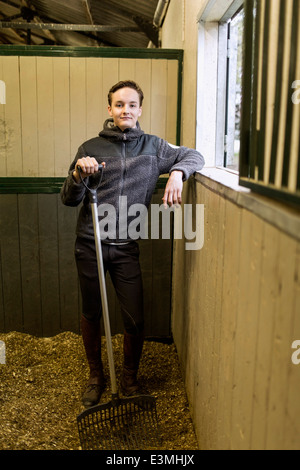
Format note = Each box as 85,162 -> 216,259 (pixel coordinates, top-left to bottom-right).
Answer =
0,46 -> 183,337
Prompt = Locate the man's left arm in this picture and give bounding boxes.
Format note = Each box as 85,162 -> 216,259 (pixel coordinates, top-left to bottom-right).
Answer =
158,141 -> 205,207
162,170 -> 184,208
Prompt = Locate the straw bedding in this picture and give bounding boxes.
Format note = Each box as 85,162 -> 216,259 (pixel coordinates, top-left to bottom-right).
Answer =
0,331 -> 198,450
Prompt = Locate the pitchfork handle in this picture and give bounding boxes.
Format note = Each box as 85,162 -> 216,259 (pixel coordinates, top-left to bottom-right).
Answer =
89,192 -> 118,396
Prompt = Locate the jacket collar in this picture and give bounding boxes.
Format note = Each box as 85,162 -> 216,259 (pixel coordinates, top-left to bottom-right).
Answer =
99,119 -> 144,141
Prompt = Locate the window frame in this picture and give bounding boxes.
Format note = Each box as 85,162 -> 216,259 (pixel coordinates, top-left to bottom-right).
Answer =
196,0 -> 244,170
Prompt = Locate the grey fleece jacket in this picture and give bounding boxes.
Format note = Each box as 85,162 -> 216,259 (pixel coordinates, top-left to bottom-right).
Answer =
60,119 -> 205,242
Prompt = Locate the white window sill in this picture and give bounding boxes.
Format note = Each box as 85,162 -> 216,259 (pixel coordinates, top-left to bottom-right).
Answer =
195,167 -> 300,242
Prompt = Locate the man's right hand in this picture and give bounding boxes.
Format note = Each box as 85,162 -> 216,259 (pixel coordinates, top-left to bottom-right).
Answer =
72,156 -> 105,183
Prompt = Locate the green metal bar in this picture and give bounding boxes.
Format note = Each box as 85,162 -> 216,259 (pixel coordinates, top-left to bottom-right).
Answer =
249,0 -> 261,179
239,176 -> 300,206
0,177 -> 168,194
256,0 -> 270,182
0,45 -> 183,60
297,122 -> 300,190
176,51 -> 184,146
281,0 -> 299,188
269,0 -> 287,184
239,0 -> 254,178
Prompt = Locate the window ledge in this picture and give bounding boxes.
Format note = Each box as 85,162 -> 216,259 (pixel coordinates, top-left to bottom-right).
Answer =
195,167 -> 300,242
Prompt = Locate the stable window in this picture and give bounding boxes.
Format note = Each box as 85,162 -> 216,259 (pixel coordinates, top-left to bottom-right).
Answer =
197,0 -> 300,207
223,8 -> 244,171
196,0 -> 244,169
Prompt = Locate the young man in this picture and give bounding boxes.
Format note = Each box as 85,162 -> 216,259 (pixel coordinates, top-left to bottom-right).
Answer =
61,80 -> 204,408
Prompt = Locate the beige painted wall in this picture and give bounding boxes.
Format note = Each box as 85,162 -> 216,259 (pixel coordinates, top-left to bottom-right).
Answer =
172,178 -> 300,450
162,0 -> 205,148
0,56 -> 178,177
161,0 -> 300,450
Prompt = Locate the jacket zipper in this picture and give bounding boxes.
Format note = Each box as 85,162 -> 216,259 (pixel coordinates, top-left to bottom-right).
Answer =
117,135 -> 127,239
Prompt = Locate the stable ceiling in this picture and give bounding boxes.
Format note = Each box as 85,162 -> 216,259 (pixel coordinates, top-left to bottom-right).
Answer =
0,0 -> 166,48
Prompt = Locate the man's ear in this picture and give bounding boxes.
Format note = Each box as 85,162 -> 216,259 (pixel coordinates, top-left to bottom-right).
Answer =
108,106 -> 112,116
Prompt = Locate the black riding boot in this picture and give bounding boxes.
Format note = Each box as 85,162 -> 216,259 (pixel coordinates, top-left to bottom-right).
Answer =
121,330 -> 144,396
81,316 -> 106,407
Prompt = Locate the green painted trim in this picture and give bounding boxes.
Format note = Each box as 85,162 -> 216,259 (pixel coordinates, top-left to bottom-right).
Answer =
0,177 -> 168,194
176,54 -> 183,146
269,0 -> 286,184
257,0 -> 270,182
0,177 -> 65,194
0,45 -> 183,60
239,177 -> 300,207
281,0 -> 299,187
239,0 -> 254,177
249,0 -> 260,179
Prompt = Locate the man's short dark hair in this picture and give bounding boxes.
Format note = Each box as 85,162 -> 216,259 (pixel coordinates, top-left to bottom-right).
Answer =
108,80 -> 144,106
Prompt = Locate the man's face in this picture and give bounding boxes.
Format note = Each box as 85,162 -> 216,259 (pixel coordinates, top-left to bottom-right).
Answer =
108,87 -> 142,131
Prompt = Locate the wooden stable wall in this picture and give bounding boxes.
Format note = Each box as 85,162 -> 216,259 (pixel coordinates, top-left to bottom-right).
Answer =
0,48 -> 181,177
0,188 -> 171,338
172,175 -> 300,450
0,47 -> 182,337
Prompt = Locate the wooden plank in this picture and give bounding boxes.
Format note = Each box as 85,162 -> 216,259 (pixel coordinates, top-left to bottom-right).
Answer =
1,56 -> 22,177
19,56 -> 39,177
175,179 -> 200,404
18,194 -> 42,335
151,188 -> 172,337
0,194 -> 23,331
38,194 -> 61,336
0,56 -> 5,176
53,57 -> 71,176
135,59 -> 152,134
102,58 -> 119,114
193,181 -> 209,445
216,199 -> 241,449
86,57 -> 104,139
36,57 -> 55,177
57,200 -> 80,333
231,209 -> 264,449
284,241 -> 300,449
200,186 -> 226,449
209,191 -> 226,449
251,222 -> 280,449
166,60 -> 178,145
70,57 -> 87,159
150,60 -> 168,139
266,232 -> 297,449
119,58 -> 136,81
